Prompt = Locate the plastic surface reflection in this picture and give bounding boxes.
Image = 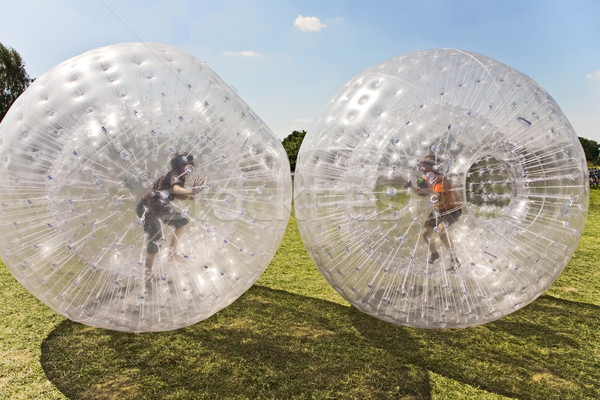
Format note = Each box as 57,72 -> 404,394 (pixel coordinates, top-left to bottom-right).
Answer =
295,49 -> 588,328
0,43 -> 291,332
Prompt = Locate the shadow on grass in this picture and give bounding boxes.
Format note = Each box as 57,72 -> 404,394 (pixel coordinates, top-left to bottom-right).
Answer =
41,286 -> 599,400
351,295 -> 600,399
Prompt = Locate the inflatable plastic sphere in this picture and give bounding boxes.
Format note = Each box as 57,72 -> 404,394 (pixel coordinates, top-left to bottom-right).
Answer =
0,43 -> 291,332
295,49 -> 588,328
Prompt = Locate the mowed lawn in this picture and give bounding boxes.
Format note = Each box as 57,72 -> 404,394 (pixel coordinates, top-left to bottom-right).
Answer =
1,191 -> 599,399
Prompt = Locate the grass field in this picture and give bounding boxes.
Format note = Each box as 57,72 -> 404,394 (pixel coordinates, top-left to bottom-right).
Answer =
1,192 -> 599,399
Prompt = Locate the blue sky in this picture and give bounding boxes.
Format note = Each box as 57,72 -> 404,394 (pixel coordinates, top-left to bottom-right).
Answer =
2,0 -> 599,141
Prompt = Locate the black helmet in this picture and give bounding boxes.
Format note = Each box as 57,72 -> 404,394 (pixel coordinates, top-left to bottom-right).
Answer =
171,152 -> 194,171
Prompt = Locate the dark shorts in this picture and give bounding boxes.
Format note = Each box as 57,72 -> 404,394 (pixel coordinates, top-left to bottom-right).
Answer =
424,208 -> 462,229
136,201 -> 189,254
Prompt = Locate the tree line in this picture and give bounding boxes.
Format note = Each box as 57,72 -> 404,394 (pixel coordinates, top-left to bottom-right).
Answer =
0,42 -> 32,122
578,136 -> 600,166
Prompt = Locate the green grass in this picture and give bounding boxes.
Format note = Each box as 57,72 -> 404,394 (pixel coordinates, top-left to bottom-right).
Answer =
1,193 -> 600,399
374,185 -> 411,216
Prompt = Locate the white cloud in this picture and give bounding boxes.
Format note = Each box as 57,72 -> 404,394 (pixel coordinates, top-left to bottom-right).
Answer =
294,15 -> 326,32
586,70 -> 600,80
223,51 -> 261,57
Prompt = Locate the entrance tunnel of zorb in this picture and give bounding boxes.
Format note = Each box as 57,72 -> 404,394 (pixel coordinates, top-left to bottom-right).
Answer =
0,43 -> 292,332
294,49 -> 589,328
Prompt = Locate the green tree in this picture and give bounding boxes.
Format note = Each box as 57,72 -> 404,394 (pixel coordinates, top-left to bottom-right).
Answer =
282,130 -> 306,172
1,42 -> 32,122
578,136 -> 599,165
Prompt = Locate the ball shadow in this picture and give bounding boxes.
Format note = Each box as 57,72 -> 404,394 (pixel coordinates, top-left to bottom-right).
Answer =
349,294 -> 600,399
41,285 -> 431,399
40,286 -> 600,399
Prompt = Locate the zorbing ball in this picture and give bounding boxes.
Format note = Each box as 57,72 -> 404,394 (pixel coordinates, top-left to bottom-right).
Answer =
295,49 -> 588,328
0,43 -> 291,332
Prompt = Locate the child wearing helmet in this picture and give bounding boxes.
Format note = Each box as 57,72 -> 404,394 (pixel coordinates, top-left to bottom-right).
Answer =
406,154 -> 463,271
136,152 -> 205,281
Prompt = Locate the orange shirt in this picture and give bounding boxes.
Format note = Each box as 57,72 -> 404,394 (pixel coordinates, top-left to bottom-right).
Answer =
425,173 -> 462,212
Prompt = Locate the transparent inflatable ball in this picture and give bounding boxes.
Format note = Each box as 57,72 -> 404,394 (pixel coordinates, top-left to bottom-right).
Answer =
295,49 -> 588,328
0,43 -> 292,332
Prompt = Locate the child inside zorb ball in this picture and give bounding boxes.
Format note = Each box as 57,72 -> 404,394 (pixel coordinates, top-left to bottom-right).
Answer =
405,154 -> 464,272
136,152 -> 205,281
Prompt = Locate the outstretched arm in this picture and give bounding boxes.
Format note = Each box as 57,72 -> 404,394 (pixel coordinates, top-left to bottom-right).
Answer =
405,178 -> 433,196
172,177 -> 205,199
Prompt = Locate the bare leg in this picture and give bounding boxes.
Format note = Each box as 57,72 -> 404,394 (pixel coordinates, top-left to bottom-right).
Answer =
168,226 -> 186,262
143,215 -> 162,281
438,222 -> 461,271
422,225 -> 439,263
170,226 -> 183,250
145,252 -> 156,281
437,223 -> 450,252
438,223 -> 457,259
